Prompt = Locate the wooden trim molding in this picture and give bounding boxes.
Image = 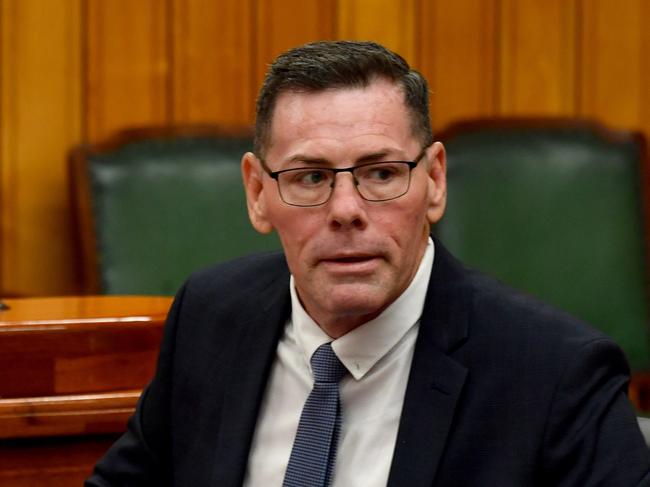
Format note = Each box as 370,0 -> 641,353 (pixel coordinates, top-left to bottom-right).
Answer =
0,390 -> 141,439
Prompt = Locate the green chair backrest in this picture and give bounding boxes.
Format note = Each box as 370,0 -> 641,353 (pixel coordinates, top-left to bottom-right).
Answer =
80,128 -> 281,295
434,119 -> 650,370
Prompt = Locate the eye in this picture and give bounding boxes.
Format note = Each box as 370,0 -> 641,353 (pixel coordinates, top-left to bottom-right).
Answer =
370,168 -> 395,180
361,163 -> 402,182
289,169 -> 330,186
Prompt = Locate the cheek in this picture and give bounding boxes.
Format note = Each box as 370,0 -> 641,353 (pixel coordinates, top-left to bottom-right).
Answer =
382,199 -> 430,239
269,208 -> 322,259
377,203 -> 431,261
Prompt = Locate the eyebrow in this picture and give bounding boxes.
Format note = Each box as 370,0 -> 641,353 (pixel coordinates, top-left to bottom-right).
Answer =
287,149 -> 403,166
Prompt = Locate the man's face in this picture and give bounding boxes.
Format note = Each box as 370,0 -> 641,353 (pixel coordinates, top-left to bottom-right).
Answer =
242,78 -> 446,336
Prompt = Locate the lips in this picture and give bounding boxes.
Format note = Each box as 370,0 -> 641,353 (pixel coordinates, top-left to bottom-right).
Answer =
317,253 -> 382,274
319,251 -> 378,262
325,255 -> 374,263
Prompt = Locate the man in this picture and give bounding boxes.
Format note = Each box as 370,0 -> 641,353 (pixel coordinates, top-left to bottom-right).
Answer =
87,41 -> 650,486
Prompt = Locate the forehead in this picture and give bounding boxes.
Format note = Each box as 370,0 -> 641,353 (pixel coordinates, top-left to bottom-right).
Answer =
266,79 -> 417,161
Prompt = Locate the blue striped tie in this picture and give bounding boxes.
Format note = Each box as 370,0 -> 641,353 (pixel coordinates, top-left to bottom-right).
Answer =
283,343 -> 348,487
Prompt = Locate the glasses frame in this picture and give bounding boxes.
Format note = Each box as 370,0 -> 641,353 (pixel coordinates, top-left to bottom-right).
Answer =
260,146 -> 429,207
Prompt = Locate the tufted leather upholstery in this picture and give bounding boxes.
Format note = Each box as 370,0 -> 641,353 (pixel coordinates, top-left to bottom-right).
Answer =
71,126 -> 281,296
434,119 -> 650,371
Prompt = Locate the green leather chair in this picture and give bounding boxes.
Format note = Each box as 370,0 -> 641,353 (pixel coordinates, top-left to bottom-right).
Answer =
434,118 -> 650,372
71,126 -> 281,296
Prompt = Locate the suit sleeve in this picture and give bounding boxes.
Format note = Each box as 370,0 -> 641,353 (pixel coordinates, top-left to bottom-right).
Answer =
84,283 -> 187,487
541,337 -> 650,486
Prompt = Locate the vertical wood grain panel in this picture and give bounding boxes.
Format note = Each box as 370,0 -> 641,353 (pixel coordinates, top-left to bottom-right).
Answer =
254,0 -> 336,93
419,0 -> 498,132
85,0 -> 170,142
2,1 -> 650,297
579,0 -> 647,129
0,0 -> 82,296
499,0 -> 578,114
642,1 -> 650,136
337,0 -> 417,65
171,0 -> 255,126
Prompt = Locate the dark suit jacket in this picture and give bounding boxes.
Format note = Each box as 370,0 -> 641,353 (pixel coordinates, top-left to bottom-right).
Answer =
86,241 -> 650,486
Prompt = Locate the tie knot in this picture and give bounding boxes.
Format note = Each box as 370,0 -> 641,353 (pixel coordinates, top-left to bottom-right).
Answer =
310,343 -> 347,383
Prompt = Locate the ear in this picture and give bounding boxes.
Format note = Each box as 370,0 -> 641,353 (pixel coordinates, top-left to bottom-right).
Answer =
241,152 -> 274,234
425,141 -> 447,225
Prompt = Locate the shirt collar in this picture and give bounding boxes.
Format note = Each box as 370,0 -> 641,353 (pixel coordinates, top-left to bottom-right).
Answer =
290,237 -> 435,380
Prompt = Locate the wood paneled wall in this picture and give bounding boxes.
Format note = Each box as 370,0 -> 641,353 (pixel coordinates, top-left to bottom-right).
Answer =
1,0 -> 649,296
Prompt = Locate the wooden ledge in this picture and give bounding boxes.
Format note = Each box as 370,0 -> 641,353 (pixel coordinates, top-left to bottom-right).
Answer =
0,295 -> 172,333
0,390 -> 141,439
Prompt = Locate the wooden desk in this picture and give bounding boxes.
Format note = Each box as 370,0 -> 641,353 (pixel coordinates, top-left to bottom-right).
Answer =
0,295 -> 172,486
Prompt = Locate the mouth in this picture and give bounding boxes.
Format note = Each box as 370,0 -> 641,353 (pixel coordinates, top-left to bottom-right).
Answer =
318,253 -> 382,274
320,251 -> 379,262
325,255 -> 374,263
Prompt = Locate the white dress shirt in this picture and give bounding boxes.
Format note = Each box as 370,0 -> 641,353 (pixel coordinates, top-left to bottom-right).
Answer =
243,238 -> 434,487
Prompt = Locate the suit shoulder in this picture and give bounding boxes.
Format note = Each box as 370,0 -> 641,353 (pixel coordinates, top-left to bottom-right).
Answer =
181,251 -> 288,302
448,264 -> 631,399
461,267 -> 613,349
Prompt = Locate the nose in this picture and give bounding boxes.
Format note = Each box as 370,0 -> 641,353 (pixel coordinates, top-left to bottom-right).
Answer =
326,172 -> 368,230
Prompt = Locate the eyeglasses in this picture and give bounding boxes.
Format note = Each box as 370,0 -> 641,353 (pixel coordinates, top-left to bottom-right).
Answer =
261,147 -> 428,207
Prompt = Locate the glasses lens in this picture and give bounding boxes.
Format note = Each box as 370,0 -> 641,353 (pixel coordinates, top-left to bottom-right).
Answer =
275,161 -> 413,206
277,168 -> 334,206
354,162 -> 411,201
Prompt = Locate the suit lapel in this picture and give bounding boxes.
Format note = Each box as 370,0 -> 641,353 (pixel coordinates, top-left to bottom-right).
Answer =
207,241 -> 472,486
211,267 -> 291,486
387,241 -> 471,487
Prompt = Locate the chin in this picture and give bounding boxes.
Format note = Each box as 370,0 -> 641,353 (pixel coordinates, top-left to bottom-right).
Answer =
323,284 -> 389,318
